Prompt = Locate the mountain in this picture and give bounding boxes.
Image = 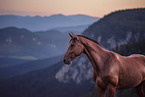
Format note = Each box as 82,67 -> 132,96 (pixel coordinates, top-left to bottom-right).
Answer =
68,14 -> 99,25
51,24 -> 89,34
112,38 -> 145,56
35,30 -> 67,41
0,14 -> 99,31
83,8 -> 145,49
0,27 -> 68,59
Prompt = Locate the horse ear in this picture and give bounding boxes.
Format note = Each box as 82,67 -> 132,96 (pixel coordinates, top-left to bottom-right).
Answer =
71,32 -> 74,35
69,33 -> 73,39
71,33 -> 78,40
69,32 -> 79,41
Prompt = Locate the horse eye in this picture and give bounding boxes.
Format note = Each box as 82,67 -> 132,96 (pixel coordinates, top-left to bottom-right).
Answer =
73,38 -> 76,41
71,44 -> 75,47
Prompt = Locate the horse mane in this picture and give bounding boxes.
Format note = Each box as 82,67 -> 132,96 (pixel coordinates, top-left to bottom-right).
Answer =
77,35 -> 101,46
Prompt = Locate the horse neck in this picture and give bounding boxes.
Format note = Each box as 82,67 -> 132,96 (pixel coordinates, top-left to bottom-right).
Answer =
80,37 -> 110,74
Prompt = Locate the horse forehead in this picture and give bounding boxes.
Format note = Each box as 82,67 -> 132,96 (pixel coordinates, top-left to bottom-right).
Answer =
68,40 -> 74,46
69,40 -> 80,45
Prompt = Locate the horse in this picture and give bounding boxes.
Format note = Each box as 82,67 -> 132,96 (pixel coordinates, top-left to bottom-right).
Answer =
63,33 -> 145,97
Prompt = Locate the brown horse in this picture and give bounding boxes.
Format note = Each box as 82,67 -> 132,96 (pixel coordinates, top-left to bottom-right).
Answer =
63,33 -> 145,97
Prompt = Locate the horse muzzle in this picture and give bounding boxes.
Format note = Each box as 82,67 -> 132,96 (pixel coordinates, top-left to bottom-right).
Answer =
63,58 -> 72,65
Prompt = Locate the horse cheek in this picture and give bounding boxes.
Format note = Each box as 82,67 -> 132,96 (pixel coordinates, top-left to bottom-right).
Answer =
76,45 -> 84,56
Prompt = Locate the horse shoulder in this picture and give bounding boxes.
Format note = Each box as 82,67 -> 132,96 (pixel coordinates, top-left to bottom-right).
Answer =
105,51 -> 122,69
98,52 -> 120,88
96,72 -> 118,89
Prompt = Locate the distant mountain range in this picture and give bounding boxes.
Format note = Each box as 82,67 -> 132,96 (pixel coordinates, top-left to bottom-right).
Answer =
0,14 -> 99,58
51,24 -> 89,34
0,27 -> 69,59
0,14 -> 99,32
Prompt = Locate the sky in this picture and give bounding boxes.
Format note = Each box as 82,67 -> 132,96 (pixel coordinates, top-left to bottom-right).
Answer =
0,0 -> 145,17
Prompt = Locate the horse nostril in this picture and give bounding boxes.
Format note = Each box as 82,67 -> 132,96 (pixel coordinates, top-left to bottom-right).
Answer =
63,58 -> 66,63
63,58 -> 71,64
63,58 -> 68,63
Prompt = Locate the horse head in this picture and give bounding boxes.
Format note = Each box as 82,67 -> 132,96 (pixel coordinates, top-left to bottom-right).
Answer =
63,33 -> 84,65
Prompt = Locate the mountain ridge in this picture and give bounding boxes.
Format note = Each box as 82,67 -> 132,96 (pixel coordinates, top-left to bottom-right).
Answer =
0,27 -> 68,58
83,8 -> 145,49
0,14 -> 99,31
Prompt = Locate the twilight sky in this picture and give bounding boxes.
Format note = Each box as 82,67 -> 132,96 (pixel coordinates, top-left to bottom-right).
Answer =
0,0 -> 145,17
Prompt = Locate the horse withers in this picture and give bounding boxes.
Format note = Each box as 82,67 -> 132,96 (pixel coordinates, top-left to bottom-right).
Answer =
63,33 -> 145,97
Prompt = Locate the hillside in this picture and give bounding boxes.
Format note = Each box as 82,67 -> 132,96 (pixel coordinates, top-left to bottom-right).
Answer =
0,27 -> 68,59
83,8 -> 145,49
0,55 -> 63,78
113,38 -> 145,56
0,61 -> 91,97
0,14 -> 99,31
0,57 -> 33,68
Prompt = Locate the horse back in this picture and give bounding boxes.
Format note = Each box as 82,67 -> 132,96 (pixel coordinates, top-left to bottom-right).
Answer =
116,54 -> 145,88
128,54 -> 145,66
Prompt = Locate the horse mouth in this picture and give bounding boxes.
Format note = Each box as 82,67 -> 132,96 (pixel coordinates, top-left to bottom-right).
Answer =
63,58 -> 72,65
